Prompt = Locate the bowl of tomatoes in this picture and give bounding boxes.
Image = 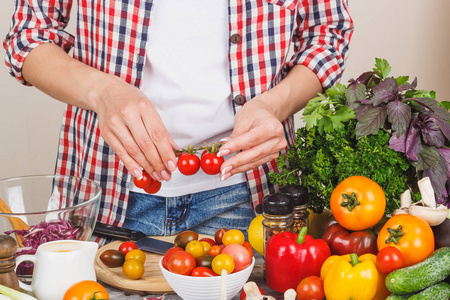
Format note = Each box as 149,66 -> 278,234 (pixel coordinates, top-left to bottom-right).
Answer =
159,229 -> 255,300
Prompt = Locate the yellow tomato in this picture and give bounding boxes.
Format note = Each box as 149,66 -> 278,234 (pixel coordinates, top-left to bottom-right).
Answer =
222,229 -> 245,246
185,240 -> 205,259
122,259 -> 145,280
212,253 -> 235,275
125,249 -> 146,264
200,241 -> 212,253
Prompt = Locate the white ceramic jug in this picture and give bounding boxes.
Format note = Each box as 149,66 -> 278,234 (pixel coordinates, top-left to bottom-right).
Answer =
15,240 -> 98,300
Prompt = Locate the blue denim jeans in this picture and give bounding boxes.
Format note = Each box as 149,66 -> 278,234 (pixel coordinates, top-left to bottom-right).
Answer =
123,182 -> 254,237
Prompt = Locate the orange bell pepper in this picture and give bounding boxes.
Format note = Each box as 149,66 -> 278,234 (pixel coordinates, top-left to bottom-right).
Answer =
321,253 -> 387,300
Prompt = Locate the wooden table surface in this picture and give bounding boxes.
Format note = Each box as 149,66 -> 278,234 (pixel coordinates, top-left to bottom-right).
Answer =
103,253 -> 285,300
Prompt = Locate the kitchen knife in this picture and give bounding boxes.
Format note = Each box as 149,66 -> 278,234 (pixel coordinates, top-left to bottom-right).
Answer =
94,222 -> 174,255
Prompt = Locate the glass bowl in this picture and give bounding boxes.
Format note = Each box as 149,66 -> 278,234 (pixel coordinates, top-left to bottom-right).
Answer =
0,175 -> 102,278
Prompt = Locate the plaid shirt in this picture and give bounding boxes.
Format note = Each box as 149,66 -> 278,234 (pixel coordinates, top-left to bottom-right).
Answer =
4,0 -> 353,227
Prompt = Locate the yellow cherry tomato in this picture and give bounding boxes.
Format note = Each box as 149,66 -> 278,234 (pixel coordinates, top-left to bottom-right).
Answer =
185,240 -> 205,259
125,249 -> 146,264
222,229 -> 245,246
200,241 -> 212,253
122,259 -> 145,280
212,253 -> 235,275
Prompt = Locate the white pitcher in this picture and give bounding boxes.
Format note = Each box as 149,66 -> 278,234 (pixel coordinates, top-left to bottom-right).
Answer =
15,240 -> 98,300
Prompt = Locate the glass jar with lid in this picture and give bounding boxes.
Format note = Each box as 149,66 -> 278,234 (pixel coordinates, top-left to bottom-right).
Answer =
279,184 -> 309,234
262,193 -> 294,255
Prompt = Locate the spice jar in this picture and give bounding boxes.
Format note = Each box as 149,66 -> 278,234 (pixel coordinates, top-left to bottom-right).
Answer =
262,193 -> 294,255
0,235 -> 19,291
279,184 -> 309,234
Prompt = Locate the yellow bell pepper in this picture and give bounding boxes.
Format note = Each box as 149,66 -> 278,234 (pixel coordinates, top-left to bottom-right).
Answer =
320,253 -> 379,300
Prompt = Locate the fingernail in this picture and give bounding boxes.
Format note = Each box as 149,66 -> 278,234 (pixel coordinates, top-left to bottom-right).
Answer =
220,137 -> 231,143
168,160 -> 177,172
133,168 -> 143,179
221,173 -> 231,181
221,165 -> 232,176
217,149 -> 231,157
161,170 -> 171,181
152,171 -> 163,182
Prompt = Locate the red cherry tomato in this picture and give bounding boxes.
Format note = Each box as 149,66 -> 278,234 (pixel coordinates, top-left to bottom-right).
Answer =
118,241 -> 138,256
143,177 -> 162,194
167,251 -> 196,276
242,241 -> 254,258
376,246 -> 404,274
190,266 -> 217,277
162,247 -> 184,270
200,152 -> 224,175
177,154 -> 200,176
214,228 -> 229,244
296,275 -> 325,300
133,171 -> 151,189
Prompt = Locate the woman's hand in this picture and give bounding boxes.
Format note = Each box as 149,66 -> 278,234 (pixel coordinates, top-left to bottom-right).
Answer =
217,96 -> 287,180
93,75 -> 179,181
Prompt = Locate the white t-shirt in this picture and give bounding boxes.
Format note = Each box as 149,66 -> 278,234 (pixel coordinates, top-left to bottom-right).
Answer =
130,0 -> 245,197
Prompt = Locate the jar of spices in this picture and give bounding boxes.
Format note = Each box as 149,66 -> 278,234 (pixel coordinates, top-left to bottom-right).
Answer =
279,184 -> 309,234
262,193 -> 294,256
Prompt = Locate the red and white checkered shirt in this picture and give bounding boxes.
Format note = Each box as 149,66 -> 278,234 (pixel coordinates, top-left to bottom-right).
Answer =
4,0 -> 353,227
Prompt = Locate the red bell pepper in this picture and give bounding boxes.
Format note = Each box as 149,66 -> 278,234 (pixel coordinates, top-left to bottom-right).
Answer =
265,227 -> 331,293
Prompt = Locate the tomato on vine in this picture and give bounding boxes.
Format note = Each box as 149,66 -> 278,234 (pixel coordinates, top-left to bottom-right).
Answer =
143,178 -> 161,194
133,171 -> 151,189
201,151 -> 224,175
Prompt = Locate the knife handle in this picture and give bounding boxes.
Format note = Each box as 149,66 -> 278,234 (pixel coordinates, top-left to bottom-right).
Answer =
94,222 -> 146,241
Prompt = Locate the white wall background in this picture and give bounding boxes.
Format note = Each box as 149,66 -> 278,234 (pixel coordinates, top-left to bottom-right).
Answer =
1,1 -> 450,179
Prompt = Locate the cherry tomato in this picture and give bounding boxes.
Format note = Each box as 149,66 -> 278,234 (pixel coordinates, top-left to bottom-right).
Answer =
200,152 -> 224,175
125,249 -> 146,264
199,237 -> 216,247
242,241 -> 254,257
177,153 -> 200,176
118,241 -> 138,256
195,254 -> 214,268
162,246 -> 184,270
330,176 -> 386,231
377,214 -> 434,267
185,240 -> 205,259
168,251 -> 196,276
222,229 -> 245,246
190,266 -> 217,277
143,177 -> 161,194
376,246 -> 404,274
63,280 -> 109,300
211,253 -> 235,275
133,171 -> 151,189
296,275 -> 325,300
200,241 -> 212,253
99,249 -> 124,268
222,243 -> 252,273
122,259 -> 145,280
214,228 -> 228,244
240,286 -> 264,300
174,230 -> 199,249
208,245 -> 222,257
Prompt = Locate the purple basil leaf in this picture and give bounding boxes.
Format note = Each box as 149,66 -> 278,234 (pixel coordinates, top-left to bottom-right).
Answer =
397,77 -> 417,92
412,145 -> 441,171
422,154 -> 448,198
387,100 -> 411,137
419,116 -> 445,147
405,123 -> 421,161
434,116 -> 450,141
355,106 -> 387,137
389,132 -> 406,153
438,148 -> 450,178
345,83 -> 366,106
354,71 -> 377,85
368,78 -> 398,106
412,97 -> 440,113
434,104 -> 450,121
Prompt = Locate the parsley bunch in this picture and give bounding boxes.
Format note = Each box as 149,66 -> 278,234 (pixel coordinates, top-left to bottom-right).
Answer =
270,58 -> 450,214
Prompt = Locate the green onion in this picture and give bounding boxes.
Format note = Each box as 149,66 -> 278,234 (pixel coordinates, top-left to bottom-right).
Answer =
0,284 -> 37,300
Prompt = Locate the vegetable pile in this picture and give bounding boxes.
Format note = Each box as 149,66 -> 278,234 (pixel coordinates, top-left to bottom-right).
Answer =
270,58 -> 450,214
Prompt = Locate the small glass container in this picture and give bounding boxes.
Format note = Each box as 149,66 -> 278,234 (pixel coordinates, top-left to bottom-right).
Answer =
280,185 -> 309,234
262,193 -> 294,256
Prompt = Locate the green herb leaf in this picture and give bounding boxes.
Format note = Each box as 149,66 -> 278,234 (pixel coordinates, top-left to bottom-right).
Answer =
373,58 -> 391,79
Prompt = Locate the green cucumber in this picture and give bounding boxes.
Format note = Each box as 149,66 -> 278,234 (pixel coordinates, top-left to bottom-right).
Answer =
407,282 -> 450,300
386,247 -> 450,295
385,295 -> 411,300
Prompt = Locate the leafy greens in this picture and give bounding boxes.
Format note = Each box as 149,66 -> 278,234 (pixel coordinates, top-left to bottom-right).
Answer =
270,58 -> 450,214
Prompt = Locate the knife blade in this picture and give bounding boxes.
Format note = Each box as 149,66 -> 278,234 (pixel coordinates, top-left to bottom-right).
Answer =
94,222 -> 174,255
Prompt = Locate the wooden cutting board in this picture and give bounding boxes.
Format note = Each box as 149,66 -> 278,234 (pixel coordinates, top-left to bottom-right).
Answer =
95,236 -> 174,294
95,234 -> 210,294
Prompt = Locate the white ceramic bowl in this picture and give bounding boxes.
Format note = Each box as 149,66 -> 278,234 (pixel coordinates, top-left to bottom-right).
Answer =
159,256 -> 255,300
